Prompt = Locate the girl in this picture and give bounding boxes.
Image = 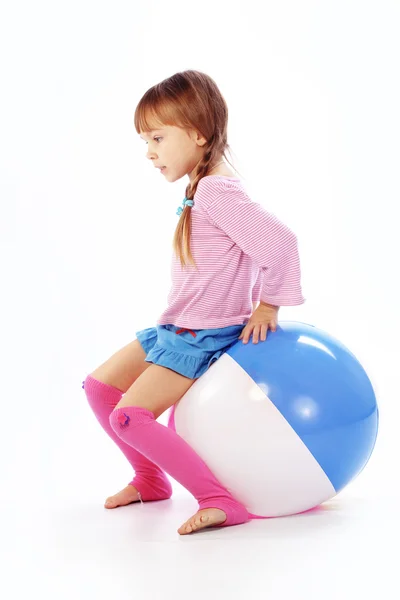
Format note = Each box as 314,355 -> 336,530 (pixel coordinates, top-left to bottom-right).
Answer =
83,70 -> 305,535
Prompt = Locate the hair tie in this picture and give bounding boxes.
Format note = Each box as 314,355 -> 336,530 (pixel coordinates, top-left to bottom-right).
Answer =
176,197 -> 194,216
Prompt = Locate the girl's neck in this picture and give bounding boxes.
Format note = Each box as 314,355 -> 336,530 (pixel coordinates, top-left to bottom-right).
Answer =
208,160 -> 236,178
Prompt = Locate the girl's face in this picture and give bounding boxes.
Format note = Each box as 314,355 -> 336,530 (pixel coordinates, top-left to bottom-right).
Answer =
140,125 -> 207,183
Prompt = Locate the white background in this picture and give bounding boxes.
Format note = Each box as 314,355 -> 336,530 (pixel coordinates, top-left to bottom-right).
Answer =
1,1 -> 399,598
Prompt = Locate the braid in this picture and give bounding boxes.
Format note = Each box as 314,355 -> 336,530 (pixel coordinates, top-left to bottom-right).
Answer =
185,144 -> 216,201
173,141 -> 219,270
172,128 -> 238,270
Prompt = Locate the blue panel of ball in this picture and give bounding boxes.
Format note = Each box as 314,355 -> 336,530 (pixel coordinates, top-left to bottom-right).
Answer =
227,321 -> 379,492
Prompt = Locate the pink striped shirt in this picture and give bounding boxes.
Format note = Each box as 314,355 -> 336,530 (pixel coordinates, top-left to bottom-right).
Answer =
157,175 -> 305,329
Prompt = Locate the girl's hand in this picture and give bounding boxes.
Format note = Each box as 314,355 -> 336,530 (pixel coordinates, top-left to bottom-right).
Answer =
239,303 -> 279,344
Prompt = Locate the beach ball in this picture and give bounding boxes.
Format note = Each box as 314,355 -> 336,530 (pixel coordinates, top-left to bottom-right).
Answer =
170,321 -> 379,517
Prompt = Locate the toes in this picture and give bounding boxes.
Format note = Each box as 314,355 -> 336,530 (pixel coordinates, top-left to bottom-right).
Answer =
190,521 -> 197,531
182,514 -> 209,533
178,511 -> 217,535
195,515 -> 209,529
190,515 -> 207,531
178,520 -> 194,534
181,523 -> 191,534
187,520 -> 195,532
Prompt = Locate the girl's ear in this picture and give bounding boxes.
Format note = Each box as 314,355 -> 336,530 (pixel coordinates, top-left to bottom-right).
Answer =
190,129 -> 207,147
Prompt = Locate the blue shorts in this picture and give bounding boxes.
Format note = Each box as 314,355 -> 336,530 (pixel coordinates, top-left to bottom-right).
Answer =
135,323 -> 246,379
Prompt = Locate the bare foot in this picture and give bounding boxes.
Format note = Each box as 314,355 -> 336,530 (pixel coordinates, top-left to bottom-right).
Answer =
104,484 -> 141,509
178,508 -> 227,535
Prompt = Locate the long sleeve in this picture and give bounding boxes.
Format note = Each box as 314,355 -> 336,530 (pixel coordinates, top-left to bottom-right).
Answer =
252,269 -> 263,302
204,189 -> 305,306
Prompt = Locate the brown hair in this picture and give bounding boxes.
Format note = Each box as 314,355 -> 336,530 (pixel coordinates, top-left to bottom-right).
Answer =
134,70 -> 241,269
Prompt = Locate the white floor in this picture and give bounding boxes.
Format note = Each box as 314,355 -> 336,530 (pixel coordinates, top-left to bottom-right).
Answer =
2,440 -> 398,600
1,351 -> 397,600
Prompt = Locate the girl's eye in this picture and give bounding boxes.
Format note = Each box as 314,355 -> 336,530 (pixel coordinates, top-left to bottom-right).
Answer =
144,137 -> 162,144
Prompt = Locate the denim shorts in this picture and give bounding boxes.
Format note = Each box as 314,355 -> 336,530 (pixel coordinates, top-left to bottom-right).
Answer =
135,323 -> 247,380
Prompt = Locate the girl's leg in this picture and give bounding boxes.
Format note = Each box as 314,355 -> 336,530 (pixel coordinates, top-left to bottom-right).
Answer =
109,405 -> 249,530
83,375 -> 172,502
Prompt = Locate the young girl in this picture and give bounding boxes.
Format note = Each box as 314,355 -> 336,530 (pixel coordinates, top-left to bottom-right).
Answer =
83,69 -> 305,535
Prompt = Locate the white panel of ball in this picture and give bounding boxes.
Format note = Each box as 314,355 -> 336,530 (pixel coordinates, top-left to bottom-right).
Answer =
174,353 -> 336,517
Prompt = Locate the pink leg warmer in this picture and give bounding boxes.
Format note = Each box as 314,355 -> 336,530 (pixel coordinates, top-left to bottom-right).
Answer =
109,405 -> 250,528
83,375 -> 172,502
